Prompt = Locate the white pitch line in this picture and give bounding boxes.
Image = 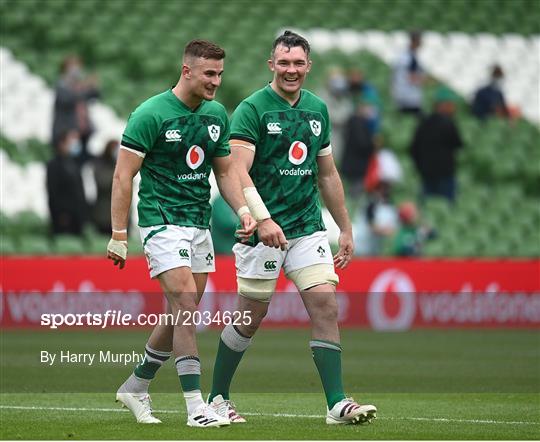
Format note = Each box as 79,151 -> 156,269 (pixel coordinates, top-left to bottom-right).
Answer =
0,405 -> 538,426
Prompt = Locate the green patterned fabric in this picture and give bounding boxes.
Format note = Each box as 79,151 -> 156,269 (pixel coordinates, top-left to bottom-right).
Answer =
231,85 -> 331,241
122,89 -> 230,228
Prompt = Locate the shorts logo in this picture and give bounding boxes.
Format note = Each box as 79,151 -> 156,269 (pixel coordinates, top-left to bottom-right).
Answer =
264,260 -> 277,271
317,246 -> 326,257
309,120 -> 321,137
165,129 -> 182,142
267,122 -> 282,134
208,125 -> 220,142
186,145 -> 204,170
288,141 -> 308,165
179,249 -> 189,259
205,252 -> 214,266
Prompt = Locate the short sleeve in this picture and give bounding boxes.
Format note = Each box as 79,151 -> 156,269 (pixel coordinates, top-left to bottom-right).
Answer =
230,101 -> 260,144
213,110 -> 231,157
121,108 -> 160,153
321,103 -> 331,149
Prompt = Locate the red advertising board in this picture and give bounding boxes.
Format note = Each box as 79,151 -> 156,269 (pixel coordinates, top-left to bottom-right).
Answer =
1,257 -> 539,330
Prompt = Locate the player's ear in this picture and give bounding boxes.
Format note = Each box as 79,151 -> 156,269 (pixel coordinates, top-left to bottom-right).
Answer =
267,58 -> 275,72
306,59 -> 312,74
182,63 -> 191,79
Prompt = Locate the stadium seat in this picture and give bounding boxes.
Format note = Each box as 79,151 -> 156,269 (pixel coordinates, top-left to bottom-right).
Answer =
18,235 -> 51,255
54,235 -> 86,255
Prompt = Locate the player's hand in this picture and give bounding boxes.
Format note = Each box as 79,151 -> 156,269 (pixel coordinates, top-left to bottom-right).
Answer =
107,231 -> 128,269
236,213 -> 257,243
257,218 -> 288,250
334,230 -> 353,269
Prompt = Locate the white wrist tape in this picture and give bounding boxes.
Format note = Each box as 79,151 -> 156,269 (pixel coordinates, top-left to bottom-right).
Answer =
107,239 -> 128,260
112,229 -> 127,233
237,205 -> 251,218
243,187 -> 271,221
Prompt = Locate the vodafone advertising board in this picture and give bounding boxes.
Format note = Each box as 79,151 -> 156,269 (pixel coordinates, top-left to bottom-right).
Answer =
1,257 -> 539,330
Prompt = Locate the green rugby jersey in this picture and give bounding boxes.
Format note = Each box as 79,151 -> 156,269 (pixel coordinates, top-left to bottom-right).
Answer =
231,84 -> 331,241
122,89 -> 230,228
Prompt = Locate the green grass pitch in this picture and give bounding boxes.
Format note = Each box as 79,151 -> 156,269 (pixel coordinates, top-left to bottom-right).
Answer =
1,329 -> 539,439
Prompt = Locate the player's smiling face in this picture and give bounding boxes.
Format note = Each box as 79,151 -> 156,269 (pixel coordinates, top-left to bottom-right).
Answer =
269,44 -> 311,100
188,58 -> 224,101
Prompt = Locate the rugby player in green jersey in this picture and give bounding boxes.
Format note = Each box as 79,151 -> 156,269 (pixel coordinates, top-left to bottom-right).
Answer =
207,31 -> 377,425
107,40 -> 256,428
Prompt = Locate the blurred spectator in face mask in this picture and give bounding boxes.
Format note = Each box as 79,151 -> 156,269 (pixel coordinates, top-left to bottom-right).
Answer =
348,68 -> 382,135
353,180 -> 399,256
318,67 -> 353,164
92,139 -> 122,235
392,201 -> 436,256
52,55 -> 101,164
471,64 -> 510,120
46,130 -> 88,235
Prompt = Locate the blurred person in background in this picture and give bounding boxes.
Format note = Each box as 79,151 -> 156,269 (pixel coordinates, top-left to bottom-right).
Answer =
317,67 -> 353,164
391,30 -> 426,116
51,55 -> 100,164
92,139 -> 120,235
471,64 -> 509,120
347,68 -> 381,135
409,87 -> 464,203
340,100 -> 376,206
392,201 -> 436,256
353,180 -> 398,256
46,130 -> 88,236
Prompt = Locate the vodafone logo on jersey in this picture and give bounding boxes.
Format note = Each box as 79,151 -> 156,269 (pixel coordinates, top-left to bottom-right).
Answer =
367,269 -> 416,331
288,141 -> 308,165
186,145 -> 204,170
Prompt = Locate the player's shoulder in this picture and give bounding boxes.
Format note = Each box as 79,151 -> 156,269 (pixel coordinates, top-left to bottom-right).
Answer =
200,100 -> 229,125
300,89 -> 329,115
202,99 -> 227,115
132,90 -> 170,113
238,86 -> 268,108
128,90 -> 171,123
301,89 -> 327,107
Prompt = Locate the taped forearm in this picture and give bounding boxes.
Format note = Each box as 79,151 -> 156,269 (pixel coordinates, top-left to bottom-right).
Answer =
243,187 -> 270,221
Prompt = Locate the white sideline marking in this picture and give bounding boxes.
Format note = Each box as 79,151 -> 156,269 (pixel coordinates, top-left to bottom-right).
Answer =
0,405 -> 538,426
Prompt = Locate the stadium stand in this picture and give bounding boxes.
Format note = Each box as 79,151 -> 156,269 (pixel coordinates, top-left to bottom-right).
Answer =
1,0 -> 538,257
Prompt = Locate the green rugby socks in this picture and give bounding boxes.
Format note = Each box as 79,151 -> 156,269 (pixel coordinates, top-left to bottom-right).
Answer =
134,344 -> 171,380
209,324 -> 252,402
310,340 -> 346,409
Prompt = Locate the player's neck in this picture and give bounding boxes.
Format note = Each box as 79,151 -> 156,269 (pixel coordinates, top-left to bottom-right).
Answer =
270,81 -> 300,106
172,83 -> 202,110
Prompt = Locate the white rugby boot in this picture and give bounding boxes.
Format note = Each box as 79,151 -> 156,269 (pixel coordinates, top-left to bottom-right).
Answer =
187,403 -> 230,427
209,394 -> 247,423
116,386 -> 161,424
326,397 -> 377,425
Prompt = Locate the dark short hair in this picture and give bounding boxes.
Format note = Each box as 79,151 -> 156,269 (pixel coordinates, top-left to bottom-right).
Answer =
184,39 -> 225,60
409,30 -> 422,43
271,30 -> 310,58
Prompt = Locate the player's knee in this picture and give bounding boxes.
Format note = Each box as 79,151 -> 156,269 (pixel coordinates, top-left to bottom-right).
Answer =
167,292 -> 197,312
237,277 -> 277,303
312,295 -> 339,325
287,264 -> 339,291
242,306 -> 268,335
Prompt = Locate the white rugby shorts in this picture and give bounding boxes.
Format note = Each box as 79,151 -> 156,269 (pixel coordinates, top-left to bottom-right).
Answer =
233,231 -> 334,279
139,225 -> 215,278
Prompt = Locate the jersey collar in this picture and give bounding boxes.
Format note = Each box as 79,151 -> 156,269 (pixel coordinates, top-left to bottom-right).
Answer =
168,88 -> 204,113
265,84 -> 303,108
